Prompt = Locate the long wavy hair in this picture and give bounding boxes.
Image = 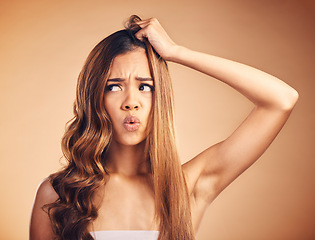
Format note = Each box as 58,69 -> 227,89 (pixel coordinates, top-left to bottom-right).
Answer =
44,15 -> 195,240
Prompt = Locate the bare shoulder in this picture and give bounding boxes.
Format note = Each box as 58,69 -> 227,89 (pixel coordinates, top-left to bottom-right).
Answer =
35,178 -> 59,203
29,178 -> 59,240
182,143 -> 219,197
181,146 -> 221,232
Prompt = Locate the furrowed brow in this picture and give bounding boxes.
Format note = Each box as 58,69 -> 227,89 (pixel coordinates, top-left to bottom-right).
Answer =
107,77 -> 153,82
135,77 -> 154,82
107,78 -> 124,82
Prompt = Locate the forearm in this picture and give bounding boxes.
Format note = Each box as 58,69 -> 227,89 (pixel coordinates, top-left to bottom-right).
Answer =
168,45 -> 298,110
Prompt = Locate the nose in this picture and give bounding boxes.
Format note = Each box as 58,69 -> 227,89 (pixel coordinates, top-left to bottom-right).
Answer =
123,104 -> 139,110
122,88 -> 140,111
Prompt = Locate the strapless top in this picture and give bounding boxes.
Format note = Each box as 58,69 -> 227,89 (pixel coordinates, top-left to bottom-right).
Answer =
90,230 -> 159,240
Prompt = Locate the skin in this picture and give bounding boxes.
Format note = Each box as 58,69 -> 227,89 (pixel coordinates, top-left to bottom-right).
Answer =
29,18 -> 298,239
91,49 -> 157,231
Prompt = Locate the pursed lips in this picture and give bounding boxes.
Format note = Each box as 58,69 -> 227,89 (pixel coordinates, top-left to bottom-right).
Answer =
123,115 -> 140,131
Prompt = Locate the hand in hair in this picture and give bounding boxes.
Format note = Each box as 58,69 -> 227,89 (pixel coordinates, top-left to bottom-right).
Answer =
135,18 -> 177,61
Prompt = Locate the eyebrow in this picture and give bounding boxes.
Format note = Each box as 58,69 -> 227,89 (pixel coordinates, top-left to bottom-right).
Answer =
107,77 -> 154,82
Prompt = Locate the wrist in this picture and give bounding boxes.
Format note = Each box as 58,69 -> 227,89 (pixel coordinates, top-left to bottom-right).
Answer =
166,45 -> 190,63
164,44 -> 183,62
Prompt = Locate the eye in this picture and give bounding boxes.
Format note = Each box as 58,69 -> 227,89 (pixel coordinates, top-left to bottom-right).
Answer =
105,84 -> 122,92
139,84 -> 154,92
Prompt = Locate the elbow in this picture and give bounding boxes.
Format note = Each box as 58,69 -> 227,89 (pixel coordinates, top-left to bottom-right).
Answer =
280,87 -> 299,112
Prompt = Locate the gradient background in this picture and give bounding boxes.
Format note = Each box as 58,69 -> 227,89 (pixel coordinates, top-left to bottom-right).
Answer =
0,0 -> 314,239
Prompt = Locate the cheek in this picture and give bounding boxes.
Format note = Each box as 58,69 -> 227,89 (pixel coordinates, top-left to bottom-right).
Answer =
143,97 -> 153,128
143,94 -> 153,110
104,99 -> 117,123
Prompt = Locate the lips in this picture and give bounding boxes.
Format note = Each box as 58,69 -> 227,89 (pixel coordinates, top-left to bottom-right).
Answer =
123,115 -> 140,132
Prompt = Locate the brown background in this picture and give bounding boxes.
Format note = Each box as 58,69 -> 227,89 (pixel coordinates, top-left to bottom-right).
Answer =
0,0 -> 314,239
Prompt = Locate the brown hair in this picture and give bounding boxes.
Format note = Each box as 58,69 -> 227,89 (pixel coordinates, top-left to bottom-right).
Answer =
44,15 -> 195,240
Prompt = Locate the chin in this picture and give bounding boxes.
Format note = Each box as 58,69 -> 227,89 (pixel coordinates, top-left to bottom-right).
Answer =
113,135 -> 147,147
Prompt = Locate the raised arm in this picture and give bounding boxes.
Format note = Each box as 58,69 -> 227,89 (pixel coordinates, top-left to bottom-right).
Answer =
135,17 -> 298,228
175,46 -> 298,194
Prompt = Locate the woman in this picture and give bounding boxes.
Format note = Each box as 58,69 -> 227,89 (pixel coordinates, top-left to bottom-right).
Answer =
29,15 -> 298,240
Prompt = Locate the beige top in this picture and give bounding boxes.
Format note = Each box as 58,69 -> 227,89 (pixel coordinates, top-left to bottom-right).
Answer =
90,230 -> 159,240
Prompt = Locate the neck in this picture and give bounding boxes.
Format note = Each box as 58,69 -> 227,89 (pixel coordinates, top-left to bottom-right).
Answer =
104,140 -> 150,176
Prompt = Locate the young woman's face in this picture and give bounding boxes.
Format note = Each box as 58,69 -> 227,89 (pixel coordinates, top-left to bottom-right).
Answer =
104,48 -> 154,146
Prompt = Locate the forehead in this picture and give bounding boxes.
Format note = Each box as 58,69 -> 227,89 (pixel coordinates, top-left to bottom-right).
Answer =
109,48 -> 151,78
